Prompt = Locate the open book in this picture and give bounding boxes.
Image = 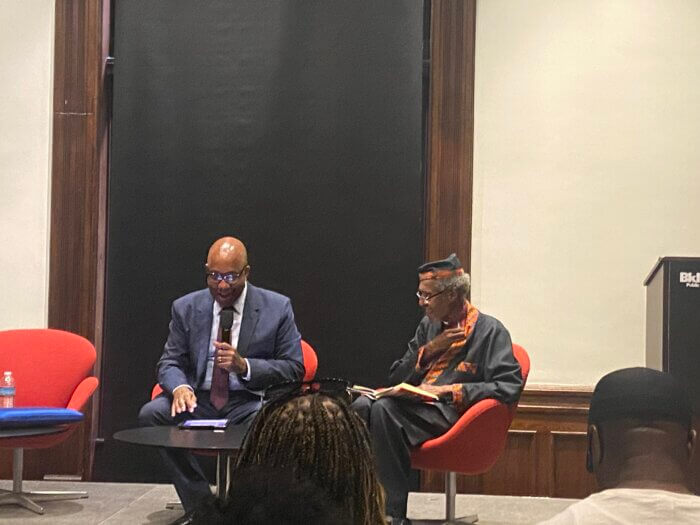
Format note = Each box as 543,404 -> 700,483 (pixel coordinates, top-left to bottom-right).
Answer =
351,383 -> 439,402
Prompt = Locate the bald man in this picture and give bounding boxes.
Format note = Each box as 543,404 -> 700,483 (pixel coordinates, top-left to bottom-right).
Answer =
138,237 -> 304,520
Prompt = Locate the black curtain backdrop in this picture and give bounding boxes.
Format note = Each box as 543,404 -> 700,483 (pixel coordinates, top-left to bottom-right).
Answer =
96,0 -> 425,481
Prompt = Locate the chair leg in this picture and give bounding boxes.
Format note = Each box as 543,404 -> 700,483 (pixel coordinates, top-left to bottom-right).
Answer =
0,448 -> 88,515
215,452 -> 232,502
13,448 -> 23,493
409,471 -> 479,525
445,471 -> 456,521
0,492 -> 45,514
443,471 -> 478,524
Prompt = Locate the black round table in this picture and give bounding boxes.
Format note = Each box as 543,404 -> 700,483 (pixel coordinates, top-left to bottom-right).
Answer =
114,425 -> 248,501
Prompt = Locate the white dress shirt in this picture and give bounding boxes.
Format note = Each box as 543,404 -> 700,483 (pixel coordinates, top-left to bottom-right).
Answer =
538,488 -> 700,524
174,283 -> 251,394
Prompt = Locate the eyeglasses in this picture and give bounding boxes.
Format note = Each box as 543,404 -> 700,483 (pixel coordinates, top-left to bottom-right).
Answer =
416,288 -> 448,304
263,378 -> 351,404
206,269 -> 246,284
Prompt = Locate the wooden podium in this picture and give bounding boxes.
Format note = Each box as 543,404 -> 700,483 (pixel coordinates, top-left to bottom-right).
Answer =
645,257 -> 700,414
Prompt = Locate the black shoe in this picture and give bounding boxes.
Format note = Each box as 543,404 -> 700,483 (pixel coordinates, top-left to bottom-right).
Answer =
386,517 -> 412,525
170,512 -> 194,525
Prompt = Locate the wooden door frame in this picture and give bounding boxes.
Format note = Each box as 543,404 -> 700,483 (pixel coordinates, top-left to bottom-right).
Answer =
424,0 -> 476,269
49,0 -> 110,479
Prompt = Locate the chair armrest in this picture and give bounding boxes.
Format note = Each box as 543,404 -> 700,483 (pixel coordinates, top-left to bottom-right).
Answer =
67,377 -> 99,411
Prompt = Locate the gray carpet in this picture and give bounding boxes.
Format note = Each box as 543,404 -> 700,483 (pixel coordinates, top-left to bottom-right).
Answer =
406,492 -> 576,524
0,481 -> 182,524
0,481 -> 576,524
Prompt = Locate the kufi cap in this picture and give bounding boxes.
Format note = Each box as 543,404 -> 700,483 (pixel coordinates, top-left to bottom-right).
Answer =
589,367 -> 692,428
418,253 -> 464,281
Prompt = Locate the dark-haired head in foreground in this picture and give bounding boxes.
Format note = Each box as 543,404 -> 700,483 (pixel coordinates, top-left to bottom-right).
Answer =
539,367 -> 700,524
586,367 -> 696,492
191,466 -> 351,525
234,391 -> 385,525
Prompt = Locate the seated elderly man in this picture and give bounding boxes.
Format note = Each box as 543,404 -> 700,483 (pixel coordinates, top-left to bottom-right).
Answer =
540,367 -> 700,524
352,254 -> 523,523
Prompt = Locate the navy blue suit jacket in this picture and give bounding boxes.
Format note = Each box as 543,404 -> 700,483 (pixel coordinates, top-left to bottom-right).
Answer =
156,284 -> 304,395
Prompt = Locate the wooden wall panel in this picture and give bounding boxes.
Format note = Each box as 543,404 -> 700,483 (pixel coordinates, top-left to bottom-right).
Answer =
551,431 -> 597,498
507,386 -> 596,497
482,430 -> 537,496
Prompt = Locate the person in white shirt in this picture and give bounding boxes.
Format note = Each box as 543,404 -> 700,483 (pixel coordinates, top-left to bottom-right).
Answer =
540,367 -> 699,524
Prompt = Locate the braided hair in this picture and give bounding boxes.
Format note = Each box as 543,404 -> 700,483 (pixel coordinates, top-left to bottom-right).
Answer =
235,393 -> 385,525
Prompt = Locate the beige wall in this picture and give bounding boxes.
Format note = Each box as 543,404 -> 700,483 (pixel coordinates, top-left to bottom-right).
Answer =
0,1 -> 54,329
472,0 -> 700,385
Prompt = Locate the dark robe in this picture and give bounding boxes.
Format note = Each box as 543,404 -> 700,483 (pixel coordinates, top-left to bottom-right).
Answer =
352,308 -> 523,518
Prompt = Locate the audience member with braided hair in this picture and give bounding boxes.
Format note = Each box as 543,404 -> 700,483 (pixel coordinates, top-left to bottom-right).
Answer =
233,385 -> 386,525
191,466 -> 351,525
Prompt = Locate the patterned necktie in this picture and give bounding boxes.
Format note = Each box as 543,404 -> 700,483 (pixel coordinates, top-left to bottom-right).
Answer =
210,306 -> 235,411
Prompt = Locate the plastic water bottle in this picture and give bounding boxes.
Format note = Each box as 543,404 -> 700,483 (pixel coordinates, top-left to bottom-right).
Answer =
0,371 -> 15,408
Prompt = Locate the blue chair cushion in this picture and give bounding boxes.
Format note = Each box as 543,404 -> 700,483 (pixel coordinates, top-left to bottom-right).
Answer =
0,408 -> 83,429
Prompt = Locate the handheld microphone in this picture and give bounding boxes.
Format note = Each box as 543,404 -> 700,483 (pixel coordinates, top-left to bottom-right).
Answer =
219,308 -> 234,344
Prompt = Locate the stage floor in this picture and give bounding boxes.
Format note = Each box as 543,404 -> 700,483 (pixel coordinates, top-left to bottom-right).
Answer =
0,480 -> 577,524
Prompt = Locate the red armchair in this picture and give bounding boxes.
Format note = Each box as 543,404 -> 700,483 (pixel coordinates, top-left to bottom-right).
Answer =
410,344 -> 531,523
0,329 -> 99,514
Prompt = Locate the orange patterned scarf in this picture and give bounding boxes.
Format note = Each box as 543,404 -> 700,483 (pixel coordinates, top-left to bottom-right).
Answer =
423,301 -> 479,385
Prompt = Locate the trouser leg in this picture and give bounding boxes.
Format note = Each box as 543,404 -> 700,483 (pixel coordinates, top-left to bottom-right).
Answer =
138,391 -> 263,512
369,398 -> 413,516
138,396 -> 211,512
352,396 -> 455,518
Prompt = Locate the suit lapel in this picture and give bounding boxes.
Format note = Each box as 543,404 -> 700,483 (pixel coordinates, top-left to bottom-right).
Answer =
237,284 -> 260,358
194,291 -> 215,382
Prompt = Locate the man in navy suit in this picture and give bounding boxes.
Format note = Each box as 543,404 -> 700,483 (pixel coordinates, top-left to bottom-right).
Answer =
138,236 -> 304,518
